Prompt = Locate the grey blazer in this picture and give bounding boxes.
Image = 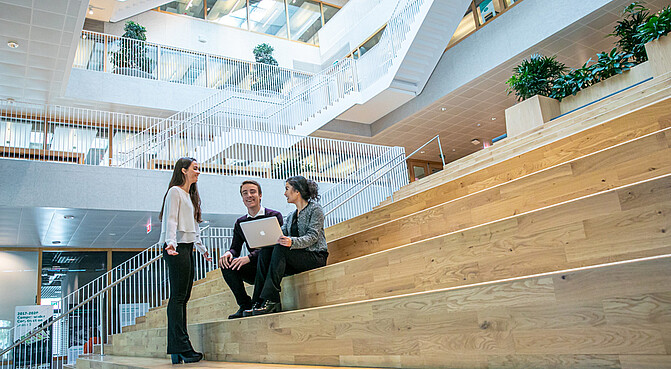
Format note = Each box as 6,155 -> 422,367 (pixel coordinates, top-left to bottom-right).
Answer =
281,201 -> 328,254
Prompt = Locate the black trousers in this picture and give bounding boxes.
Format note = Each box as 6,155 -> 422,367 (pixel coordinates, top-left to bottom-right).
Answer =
162,243 -> 195,354
220,259 -> 257,308
252,245 -> 328,303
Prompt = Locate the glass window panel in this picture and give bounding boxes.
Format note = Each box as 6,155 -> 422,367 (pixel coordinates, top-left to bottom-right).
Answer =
448,8 -> 476,46
206,0 -> 248,29
505,0 -> 518,6
288,0 -> 322,44
412,165 -> 426,180
475,0 -> 497,24
160,0 -> 205,19
358,26 -> 385,57
248,0 -> 288,38
322,3 -> 339,24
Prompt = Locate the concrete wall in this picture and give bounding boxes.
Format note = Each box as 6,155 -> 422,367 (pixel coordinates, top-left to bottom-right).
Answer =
0,159 -> 332,223
0,251 -> 38,323
370,0 -> 618,134
103,10 -> 322,71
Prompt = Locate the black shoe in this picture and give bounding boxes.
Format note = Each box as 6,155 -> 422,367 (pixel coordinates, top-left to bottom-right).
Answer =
170,350 -> 202,364
229,304 -> 252,319
242,302 -> 262,317
252,300 -> 281,316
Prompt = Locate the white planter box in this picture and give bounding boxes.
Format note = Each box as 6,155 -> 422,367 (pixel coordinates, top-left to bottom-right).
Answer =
645,35 -> 671,77
504,95 -> 560,138
559,61 -> 651,114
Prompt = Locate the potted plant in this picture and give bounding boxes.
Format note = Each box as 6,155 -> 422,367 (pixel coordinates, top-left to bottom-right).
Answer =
251,43 -> 283,93
111,21 -> 155,79
504,54 -> 565,137
610,2 -> 651,64
639,6 -> 671,76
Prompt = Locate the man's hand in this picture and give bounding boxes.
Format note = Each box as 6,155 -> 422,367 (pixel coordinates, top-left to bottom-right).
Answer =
278,236 -> 292,247
218,251 -> 233,268
230,256 -> 250,271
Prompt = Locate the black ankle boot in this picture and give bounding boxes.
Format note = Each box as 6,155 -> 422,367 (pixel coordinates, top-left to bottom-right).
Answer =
171,350 -> 203,364
252,300 -> 281,316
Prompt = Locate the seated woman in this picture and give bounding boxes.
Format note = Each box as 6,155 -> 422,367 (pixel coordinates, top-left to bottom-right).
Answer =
245,176 -> 329,316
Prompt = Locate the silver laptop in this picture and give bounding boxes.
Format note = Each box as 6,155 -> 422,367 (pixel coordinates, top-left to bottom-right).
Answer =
240,217 -> 284,248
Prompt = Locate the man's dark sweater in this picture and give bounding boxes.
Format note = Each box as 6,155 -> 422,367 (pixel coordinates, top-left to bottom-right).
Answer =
228,208 -> 283,264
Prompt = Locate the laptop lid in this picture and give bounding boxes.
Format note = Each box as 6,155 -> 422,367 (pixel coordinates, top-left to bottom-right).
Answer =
239,216 -> 284,248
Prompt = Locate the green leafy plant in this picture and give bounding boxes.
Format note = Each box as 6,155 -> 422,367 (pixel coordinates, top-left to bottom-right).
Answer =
549,61 -> 595,100
610,2 -> 650,64
592,48 -> 635,80
636,6 -> 671,43
252,43 -> 282,92
111,21 -> 152,73
505,54 -> 566,101
253,43 -> 278,66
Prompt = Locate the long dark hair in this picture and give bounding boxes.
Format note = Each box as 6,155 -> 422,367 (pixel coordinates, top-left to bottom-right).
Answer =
159,157 -> 202,222
286,175 -> 319,202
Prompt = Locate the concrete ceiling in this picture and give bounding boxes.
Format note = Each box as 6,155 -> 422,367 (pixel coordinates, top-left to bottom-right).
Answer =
0,206 -> 236,248
313,0 -> 671,164
0,0 -> 88,105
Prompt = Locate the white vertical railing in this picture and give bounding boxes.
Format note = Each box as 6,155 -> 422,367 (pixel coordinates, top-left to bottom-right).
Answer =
0,227 -> 233,369
74,31 -> 313,93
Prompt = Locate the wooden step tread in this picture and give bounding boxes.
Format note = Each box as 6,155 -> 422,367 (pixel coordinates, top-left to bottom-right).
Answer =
120,174 -> 671,332
106,256 -> 671,369
76,355 -> 382,369
329,91 -> 671,242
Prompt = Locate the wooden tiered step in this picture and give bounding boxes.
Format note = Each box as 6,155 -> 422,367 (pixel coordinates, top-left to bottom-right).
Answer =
108,174 -> 671,367
328,91 -> 671,242
328,126 -> 671,263
106,255 -> 671,368
77,355 -> 382,369
384,73 -> 671,205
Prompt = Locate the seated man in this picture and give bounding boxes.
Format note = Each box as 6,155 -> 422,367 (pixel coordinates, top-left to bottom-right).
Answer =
218,180 -> 283,319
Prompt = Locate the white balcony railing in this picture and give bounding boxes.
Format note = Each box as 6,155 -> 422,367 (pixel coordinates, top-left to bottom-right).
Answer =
74,30 -> 313,94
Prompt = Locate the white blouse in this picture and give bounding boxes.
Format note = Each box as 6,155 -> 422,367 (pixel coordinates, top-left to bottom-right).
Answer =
159,186 -> 207,255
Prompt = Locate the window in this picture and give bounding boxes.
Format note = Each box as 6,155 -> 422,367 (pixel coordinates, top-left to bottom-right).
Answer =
206,0 -> 249,29
448,7 -> 476,46
358,26 -> 385,57
248,0 -> 289,38
287,0 -> 322,44
160,0 -> 206,19
322,2 -> 339,24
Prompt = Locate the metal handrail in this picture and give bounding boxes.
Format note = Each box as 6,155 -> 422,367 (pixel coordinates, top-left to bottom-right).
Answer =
325,135 -> 444,216
0,248 -> 163,357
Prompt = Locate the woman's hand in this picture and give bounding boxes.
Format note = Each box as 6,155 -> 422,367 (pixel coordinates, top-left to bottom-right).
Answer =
202,251 -> 213,262
165,244 -> 179,255
230,256 -> 250,270
278,236 -> 292,247
219,251 -> 233,268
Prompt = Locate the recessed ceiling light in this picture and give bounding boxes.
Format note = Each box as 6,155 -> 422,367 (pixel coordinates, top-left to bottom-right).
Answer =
491,117 -> 497,120
7,41 -> 19,49
476,123 -> 481,127
452,149 -> 456,152
440,107 -> 447,111
109,233 -> 116,236
52,241 -> 61,244
88,7 -> 94,14
471,138 -> 481,145
63,215 -> 75,219
420,151 -> 425,154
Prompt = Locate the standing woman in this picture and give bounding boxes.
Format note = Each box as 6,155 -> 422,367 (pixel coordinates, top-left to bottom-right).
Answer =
246,175 -> 329,316
159,157 -> 212,364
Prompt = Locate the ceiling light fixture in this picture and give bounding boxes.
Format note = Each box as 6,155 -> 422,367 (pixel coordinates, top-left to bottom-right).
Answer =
440,107 -> 447,111
491,117 -> 497,120
476,123 -> 481,127
52,241 -> 61,244
63,215 -> 75,219
7,41 -> 19,49
88,6 -> 94,14
420,151 -> 425,154
471,138 -> 481,145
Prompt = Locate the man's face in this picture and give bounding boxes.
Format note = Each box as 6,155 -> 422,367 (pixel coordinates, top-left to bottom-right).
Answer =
240,183 -> 261,210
